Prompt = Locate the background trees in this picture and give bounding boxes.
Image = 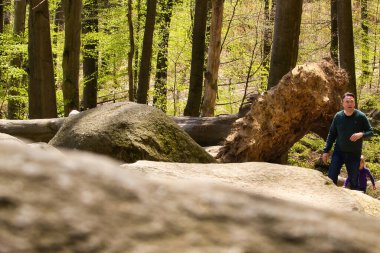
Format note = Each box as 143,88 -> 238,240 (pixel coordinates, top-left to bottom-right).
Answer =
28,0 -> 57,119
0,0 -> 378,119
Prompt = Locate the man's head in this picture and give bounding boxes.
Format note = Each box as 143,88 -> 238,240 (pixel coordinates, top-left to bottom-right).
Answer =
342,92 -> 355,115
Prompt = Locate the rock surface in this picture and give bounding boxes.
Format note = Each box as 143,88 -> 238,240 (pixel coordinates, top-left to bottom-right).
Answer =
123,161 -> 380,217
49,102 -> 215,163
218,59 -> 348,163
1,143 -> 380,252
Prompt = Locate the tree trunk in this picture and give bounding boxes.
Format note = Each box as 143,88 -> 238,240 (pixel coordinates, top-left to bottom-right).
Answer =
183,0 -> 208,116
133,0 -> 142,100
0,118 -> 65,142
267,0 -> 303,90
360,0 -> 370,90
7,0 -> 27,119
330,0 -> 338,64
127,0 -> 134,101
262,0 -> 275,88
53,0 -> 64,69
82,0 -> 99,110
337,0 -> 357,101
28,0 -> 57,119
136,0 -> 157,104
153,0 -> 174,112
218,60 -> 348,163
62,0 -> 82,116
201,0 -> 224,117
0,114 -> 238,146
0,0 -> 3,33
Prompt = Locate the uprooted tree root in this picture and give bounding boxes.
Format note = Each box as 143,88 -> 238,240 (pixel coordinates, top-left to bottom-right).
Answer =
217,59 -> 348,163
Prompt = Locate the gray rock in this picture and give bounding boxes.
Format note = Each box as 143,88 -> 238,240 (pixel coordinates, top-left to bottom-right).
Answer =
0,133 -> 25,145
49,102 -> 215,163
1,143 -> 380,253
123,161 -> 380,217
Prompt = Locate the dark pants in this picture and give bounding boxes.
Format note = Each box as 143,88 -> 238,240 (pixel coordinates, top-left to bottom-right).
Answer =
328,149 -> 361,189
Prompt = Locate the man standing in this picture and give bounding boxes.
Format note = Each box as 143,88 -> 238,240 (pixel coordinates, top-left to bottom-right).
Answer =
322,92 -> 373,189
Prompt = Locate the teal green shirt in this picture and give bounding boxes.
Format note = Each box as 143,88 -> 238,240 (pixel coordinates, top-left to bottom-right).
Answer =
323,109 -> 373,155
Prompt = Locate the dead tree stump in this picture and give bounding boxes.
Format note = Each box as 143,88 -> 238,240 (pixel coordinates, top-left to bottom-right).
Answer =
217,59 -> 348,163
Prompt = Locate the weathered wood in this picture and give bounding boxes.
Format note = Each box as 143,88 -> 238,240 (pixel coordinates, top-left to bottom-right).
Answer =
0,114 -> 238,146
218,59 -> 348,163
173,114 -> 238,146
0,118 -> 65,142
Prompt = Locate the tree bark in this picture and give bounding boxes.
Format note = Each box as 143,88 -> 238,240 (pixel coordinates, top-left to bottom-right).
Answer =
267,0 -> 303,90
183,0 -> 208,116
218,59 -> 348,163
201,0 -> 224,117
330,0 -> 338,64
360,0 -> 370,89
153,0 -> 174,112
0,118 -> 65,142
337,0 -> 357,101
127,0 -> 134,101
262,0 -> 275,87
136,0 -> 157,104
53,0 -> 64,69
133,0 -> 142,100
0,114 -> 238,146
62,0 -> 82,116
82,0 -> 99,109
0,0 -> 3,33
7,0 -> 27,119
28,0 -> 57,119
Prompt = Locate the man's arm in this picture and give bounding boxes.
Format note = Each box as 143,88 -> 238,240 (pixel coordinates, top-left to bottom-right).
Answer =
362,115 -> 374,138
323,116 -> 338,154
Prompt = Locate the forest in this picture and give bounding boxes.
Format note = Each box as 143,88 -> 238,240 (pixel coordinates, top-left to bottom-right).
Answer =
0,0 -> 379,117
0,0 -> 379,171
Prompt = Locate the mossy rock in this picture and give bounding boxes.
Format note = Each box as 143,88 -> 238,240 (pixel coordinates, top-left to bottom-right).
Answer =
49,102 -> 215,163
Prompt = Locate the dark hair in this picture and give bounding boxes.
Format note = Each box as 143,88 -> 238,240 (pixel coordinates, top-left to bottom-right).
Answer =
342,92 -> 355,100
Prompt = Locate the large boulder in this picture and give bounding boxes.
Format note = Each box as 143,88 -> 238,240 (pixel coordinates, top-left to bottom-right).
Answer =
123,161 -> 380,217
49,102 -> 215,163
218,59 -> 348,163
1,142 -> 380,253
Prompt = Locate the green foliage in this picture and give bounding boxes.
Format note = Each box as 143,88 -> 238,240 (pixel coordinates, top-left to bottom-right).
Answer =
362,133 -> 380,179
288,133 -> 324,169
0,0 -> 379,120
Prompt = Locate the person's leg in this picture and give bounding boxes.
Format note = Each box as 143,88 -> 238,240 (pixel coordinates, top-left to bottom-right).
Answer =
345,154 -> 361,190
328,150 -> 344,185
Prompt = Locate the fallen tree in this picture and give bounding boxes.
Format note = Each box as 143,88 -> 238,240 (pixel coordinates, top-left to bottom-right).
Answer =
217,59 -> 348,163
0,113 -> 237,146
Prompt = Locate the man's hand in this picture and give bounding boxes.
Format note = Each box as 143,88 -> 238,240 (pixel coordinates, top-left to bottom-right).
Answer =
373,185 -> 377,190
350,132 -> 364,142
322,153 -> 329,164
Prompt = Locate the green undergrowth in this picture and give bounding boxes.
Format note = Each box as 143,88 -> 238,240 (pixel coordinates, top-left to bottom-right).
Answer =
288,131 -> 380,181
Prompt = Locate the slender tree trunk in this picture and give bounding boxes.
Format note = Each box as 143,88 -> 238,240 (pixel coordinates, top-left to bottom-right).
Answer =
330,0 -> 338,64
201,0 -> 224,117
62,0 -> 82,116
136,0 -> 157,104
360,0 -> 370,88
82,0 -> 99,109
184,0 -> 208,116
127,0 -> 134,101
7,0 -> 27,119
262,0 -> 275,88
133,0 -> 142,100
13,0 -> 26,33
0,0 -> 3,33
28,0 -> 57,119
153,0 -> 174,112
267,0 -> 303,90
53,0 -> 64,69
337,0 -> 357,100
